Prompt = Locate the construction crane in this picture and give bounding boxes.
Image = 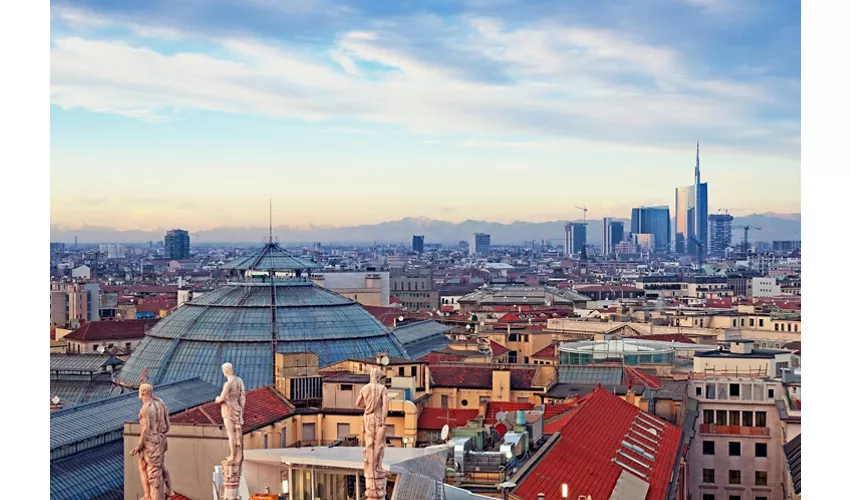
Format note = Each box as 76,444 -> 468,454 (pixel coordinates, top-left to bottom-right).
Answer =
575,206 -> 588,223
732,225 -> 761,254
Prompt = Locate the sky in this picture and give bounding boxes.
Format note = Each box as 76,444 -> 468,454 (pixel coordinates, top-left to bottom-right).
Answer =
49,0 -> 801,231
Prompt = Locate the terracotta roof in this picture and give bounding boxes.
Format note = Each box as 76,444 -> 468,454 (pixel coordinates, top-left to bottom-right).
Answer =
361,305 -> 431,327
430,366 -> 537,390
63,319 -> 159,342
170,386 -> 293,432
531,343 -> 557,359
515,389 -> 683,500
171,494 -> 191,500
136,300 -> 178,314
418,408 -> 480,430
417,352 -> 466,364
623,366 -> 662,389
489,341 -> 508,357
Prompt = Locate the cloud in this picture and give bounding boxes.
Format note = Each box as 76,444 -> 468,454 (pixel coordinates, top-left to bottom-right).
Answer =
49,2 -> 800,159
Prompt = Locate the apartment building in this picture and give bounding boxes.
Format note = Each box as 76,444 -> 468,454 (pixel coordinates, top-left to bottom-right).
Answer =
390,267 -> 439,311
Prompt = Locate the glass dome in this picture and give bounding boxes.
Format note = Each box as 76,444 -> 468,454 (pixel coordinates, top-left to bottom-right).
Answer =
115,280 -> 409,390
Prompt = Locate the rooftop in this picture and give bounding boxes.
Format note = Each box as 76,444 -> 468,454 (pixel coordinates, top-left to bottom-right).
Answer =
515,389 -> 683,500
222,242 -> 319,271
418,408 -> 480,430
50,353 -> 124,373
695,347 -> 791,359
784,433 -> 801,494
170,386 -> 294,432
429,365 -> 537,390
63,319 -> 159,342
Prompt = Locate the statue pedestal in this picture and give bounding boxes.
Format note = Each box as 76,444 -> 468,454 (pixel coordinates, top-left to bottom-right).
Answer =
221,460 -> 243,500
364,470 -> 388,500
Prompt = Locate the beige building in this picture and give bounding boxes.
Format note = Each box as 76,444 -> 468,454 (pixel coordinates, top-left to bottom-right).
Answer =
312,271 -> 390,307
693,340 -> 794,378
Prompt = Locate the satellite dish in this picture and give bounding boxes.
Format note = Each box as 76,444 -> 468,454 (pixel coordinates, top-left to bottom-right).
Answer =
380,356 -> 390,366
398,316 -> 405,322
440,424 -> 450,441
51,396 -> 61,405
97,346 -> 106,354
495,411 -> 507,422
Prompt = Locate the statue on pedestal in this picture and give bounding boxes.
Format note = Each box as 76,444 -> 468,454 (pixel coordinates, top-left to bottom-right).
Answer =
130,383 -> 173,500
215,363 -> 246,500
356,368 -> 389,500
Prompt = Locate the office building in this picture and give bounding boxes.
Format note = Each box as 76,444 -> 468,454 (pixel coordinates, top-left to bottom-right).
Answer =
412,235 -> 425,253
675,143 -> 709,254
164,229 -> 191,260
470,232 -> 491,255
630,206 -> 670,253
773,240 -> 802,253
564,222 -> 587,256
708,213 -> 734,256
602,218 -> 624,256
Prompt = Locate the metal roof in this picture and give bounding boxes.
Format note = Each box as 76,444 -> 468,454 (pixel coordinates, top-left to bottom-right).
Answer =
557,365 -> 625,385
50,441 -> 124,500
785,433 -> 801,494
392,320 -> 453,359
50,377 -> 218,460
50,353 -> 124,373
114,281 -> 409,390
222,242 -> 319,271
50,377 -> 127,407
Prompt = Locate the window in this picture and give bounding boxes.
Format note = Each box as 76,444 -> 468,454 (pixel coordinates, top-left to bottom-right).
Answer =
92,344 -> 99,352
702,469 -> 715,483
411,366 -> 417,378
385,424 -> 395,437
729,442 -> 741,456
280,428 -> 287,448
703,441 -> 715,455
524,356 -> 529,364
263,434 -> 269,449
756,497 -> 768,500
794,324 -> 798,332
729,470 -> 741,484
750,318 -> 755,327
703,410 -> 714,425
716,410 -> 727,426
696,386 -> 702,396
759,319 -> 764,327
730,383 -> 740,397
479,396 -> 490,405
755,411 -> 767,427
755,471 -> 768,486
775,323 -> 779,331
441,395 -> 449,408
729,496 -> 741,500
398,367 -> 405,377
743,411 -> 754,427
729,411 -> 740,426
768,389 -> 775,399
524,335 -> 529,342
461,399 -> 469,407
337,423 -> 350,438
755,443 -> 767,457
702,495 -> 715,500
125,342 -> 131,348
340,384 -> 353,391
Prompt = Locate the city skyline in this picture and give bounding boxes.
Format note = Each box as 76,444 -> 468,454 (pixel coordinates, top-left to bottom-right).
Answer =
50,0 -> 800,228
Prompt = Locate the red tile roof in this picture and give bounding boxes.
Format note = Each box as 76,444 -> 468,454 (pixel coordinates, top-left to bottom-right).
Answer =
531,343 -> 557,359
170,386 -> 294,433
136,300 -> 178,314
623,366 -> 662,389
418,352 -> 466,364
515,389 -> 683,500
170,494 -> 191,500
418,408 -> 480,430
361,305 -> 431,327
489,341 -> 508,357
430,366 -> 537,390
485,401 -> 533,424
64,319 -> 159,342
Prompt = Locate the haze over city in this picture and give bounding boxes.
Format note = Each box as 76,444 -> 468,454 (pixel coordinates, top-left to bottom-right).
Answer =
50,0 -> 800,230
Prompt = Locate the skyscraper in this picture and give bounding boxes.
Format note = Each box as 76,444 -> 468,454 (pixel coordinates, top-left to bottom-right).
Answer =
630,206 -> 670,253
674,142 -> 708,255
412,235 -> 425,253
602,218 -> 624,256
564,222 -> 587,256
164,229 -> 191,260
708,213 -> 733,256
470,233 -> 491,255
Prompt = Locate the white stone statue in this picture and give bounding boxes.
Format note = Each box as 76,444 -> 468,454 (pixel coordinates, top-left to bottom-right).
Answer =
130,383 -> 173,500
215,363 -> 246,500
356,367 -> 389,500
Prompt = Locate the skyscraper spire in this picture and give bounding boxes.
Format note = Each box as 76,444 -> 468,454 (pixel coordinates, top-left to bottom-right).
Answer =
695,140 -> 700,176
269,199 -> 273,243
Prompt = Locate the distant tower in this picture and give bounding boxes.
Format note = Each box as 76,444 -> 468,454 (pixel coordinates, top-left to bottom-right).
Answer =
564,223 -> 587,257
470,233 -> 491,255
412,235 -> 425,253
164,229 -> 191,260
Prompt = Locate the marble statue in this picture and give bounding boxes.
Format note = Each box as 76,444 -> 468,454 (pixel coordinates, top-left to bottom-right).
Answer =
215,363 -> 246,500
130,383 -> 173,500
356,367 -> 389,500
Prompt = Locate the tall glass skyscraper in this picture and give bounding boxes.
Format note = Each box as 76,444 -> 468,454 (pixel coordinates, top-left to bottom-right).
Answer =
708,214 -> 733,256
602,218 -> 625,256
674,143 -> 708,255
564,222 -> 587,256
630,206 -> 671,253
164,229 -> 191,260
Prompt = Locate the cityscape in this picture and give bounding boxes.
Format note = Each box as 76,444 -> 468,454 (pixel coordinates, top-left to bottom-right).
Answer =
42,1 -> 810,500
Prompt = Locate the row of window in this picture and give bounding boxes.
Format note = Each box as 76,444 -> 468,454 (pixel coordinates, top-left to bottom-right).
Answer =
392,281 -> 430,291
702,469 -> 768,486
703,440 -> 768,457
696,383 -> 776,401
702,410 -> 768,427
703,494 -> 767,500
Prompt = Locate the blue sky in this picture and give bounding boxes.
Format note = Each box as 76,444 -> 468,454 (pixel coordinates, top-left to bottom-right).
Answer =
50,0 -> 800,230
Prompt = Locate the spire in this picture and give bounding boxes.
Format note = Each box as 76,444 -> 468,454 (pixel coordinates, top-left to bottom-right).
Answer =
695,140 -> 700,177
269,199 -> 273,243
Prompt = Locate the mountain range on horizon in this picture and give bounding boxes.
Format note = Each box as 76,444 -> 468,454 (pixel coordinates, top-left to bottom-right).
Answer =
50,213 -> 801,246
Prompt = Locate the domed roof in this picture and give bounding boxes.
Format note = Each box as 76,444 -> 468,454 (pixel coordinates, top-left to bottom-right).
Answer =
114,280 -> 409,391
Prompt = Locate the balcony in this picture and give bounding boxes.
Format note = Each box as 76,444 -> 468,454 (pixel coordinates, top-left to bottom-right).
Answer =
699,424 -> 769,437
